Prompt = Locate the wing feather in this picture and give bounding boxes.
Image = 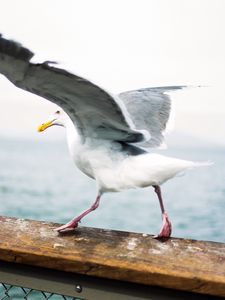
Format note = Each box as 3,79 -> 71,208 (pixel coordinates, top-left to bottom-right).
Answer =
119,86 -> 186,148
0,34 -> 144,143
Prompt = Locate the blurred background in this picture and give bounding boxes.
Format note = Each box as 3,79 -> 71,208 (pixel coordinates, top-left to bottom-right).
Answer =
0,0 -> 224,242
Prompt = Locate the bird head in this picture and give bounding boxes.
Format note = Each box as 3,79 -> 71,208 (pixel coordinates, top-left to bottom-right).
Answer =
37,110 -> 66,132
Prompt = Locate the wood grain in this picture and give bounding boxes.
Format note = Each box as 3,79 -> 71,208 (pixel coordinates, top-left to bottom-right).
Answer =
0,216 -> 224,297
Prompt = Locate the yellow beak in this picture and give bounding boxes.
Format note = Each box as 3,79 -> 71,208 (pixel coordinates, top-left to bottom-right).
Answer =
37,120 -> 54,132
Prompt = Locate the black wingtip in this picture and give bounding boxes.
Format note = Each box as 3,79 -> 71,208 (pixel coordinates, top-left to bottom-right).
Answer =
0,33 -> 34,61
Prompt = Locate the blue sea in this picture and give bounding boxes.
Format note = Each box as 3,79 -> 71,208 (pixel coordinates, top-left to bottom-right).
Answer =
0,136 -> 224,243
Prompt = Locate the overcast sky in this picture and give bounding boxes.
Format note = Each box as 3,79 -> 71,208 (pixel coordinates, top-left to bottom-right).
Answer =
0,0 -> 225,146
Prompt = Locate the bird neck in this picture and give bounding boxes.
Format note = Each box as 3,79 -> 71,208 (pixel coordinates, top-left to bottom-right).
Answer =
65,117 -> 82,154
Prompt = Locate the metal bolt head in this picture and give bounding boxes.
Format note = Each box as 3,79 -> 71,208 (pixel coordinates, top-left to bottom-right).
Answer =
75,284 -> 82,293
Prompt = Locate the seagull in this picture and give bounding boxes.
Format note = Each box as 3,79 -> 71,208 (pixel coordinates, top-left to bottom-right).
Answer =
0,34 -> 210,238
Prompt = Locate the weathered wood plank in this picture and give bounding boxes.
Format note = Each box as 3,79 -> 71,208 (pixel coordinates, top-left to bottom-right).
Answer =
0,216 -> 224,297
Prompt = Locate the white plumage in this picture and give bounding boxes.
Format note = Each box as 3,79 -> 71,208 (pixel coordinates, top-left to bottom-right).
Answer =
0,34 -> 211,238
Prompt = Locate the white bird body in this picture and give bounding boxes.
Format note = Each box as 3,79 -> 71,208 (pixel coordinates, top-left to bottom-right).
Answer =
0,34 -> 211,238
65,116 -> 197,193
94,152 -> 194,192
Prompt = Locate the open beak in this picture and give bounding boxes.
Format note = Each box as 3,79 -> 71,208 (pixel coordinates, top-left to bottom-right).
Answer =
37,120 -> 54,132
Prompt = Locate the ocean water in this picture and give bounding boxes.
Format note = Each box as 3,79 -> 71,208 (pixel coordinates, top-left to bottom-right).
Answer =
0,136 -> 224,243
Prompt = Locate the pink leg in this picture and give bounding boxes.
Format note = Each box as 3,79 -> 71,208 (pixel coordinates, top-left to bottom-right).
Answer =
55,194 -> 102,233
153,185 -> 172,238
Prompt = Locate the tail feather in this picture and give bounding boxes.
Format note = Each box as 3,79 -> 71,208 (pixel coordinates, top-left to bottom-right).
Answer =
193,161 -> 213,168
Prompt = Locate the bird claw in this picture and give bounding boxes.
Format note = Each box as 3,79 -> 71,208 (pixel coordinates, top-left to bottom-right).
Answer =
154,212 -> 172,239
54,221 -> 79,233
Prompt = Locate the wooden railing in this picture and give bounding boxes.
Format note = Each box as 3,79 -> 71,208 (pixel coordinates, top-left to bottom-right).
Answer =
0,216 -> 224,299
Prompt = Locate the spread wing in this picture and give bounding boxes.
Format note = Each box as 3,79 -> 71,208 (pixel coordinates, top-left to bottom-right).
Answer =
0,34 -> 144,143
119,86 -> 186,148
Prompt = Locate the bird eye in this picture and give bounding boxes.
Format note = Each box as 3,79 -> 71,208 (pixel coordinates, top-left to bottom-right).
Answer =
55,110 -> 60,114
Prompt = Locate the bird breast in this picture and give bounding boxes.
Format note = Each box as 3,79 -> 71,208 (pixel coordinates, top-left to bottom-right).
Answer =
67,138 -> 124,181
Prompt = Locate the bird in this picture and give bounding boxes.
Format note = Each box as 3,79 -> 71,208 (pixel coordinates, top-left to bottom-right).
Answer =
0,34 -> 210,238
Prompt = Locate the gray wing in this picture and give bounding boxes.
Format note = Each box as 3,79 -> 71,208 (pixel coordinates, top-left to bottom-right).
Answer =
119,86 -> 186,148
0,34 -> 144,143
